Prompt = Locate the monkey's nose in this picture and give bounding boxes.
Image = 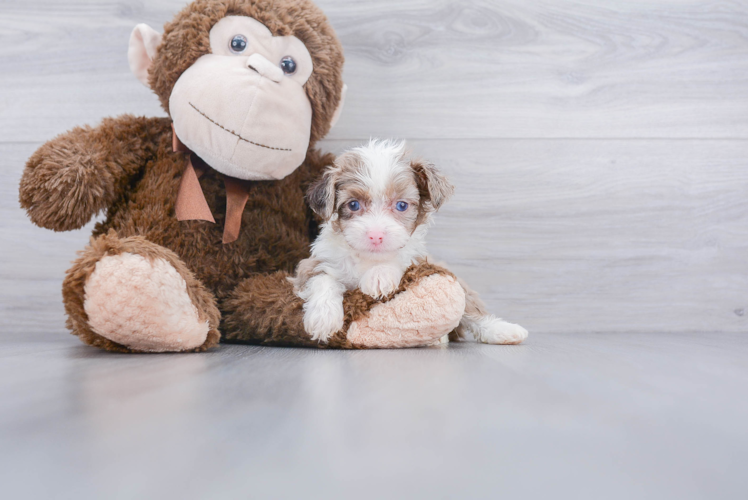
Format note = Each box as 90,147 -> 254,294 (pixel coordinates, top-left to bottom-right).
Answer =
247,53 -> 284,83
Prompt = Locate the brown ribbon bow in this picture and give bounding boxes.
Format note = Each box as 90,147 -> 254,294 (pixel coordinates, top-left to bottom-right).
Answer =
172,126 -> 251,244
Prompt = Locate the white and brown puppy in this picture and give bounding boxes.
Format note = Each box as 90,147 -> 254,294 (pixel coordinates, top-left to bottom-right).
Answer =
292,139 -> 529,345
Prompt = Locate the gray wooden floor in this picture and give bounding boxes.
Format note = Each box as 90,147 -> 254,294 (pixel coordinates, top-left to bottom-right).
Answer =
1,332 -> 747,499
1,1 -> 747,498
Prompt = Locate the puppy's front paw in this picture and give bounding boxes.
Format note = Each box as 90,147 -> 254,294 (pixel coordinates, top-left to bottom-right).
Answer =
474,316 -> 529,345
303,298 -> 345,343
360,266 -> 401,299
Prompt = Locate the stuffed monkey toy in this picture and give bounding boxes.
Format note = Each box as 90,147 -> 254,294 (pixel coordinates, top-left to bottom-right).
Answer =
18,0 -> 466,353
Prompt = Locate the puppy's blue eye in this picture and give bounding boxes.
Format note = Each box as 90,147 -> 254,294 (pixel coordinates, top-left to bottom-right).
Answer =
230,35 -> 248,53
348,200 -> 360,212
396,201 -> 409,212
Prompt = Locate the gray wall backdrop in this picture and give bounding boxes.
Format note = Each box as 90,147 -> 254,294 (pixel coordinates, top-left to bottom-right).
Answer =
2,0 -> 747,336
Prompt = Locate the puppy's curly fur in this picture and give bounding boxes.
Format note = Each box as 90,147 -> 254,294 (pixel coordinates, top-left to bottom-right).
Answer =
293,140 -> 530,346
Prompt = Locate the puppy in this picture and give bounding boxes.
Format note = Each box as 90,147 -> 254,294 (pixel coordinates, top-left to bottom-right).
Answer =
291,139 -> 528,346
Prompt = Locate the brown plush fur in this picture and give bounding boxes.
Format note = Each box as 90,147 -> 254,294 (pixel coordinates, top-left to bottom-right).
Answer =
223,262 -> 456,348
20,116 -> 165,232
150,0 -> 345,144
18,0 -> 452,352
21,113 -> 333,350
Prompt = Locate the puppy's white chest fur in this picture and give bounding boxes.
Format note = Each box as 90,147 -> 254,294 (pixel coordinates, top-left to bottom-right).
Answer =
312,223 -> 428,296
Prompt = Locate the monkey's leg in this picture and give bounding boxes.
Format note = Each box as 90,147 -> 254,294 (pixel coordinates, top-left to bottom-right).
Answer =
221,263 -> 465,349
63,231 -> 221,353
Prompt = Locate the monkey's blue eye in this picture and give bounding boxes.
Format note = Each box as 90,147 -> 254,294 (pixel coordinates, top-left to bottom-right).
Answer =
230,35 -> 248,53
396,201 -> 409,212
348,200 -> 360,212
280,56 -> 297,75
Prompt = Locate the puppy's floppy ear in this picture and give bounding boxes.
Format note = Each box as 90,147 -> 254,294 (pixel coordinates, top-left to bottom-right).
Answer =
411,159 -> 454,210
307,167 -> 338,220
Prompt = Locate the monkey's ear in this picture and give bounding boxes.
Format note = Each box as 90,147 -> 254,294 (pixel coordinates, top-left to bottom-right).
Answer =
329,84 -> 347,129
128,24 -> 162,87
411,159 -> 455,210
307,169 -> 338,220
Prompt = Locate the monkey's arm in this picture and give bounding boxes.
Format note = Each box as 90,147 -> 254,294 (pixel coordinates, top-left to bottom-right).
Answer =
19,115 -> 168,231
222,263 -> 465,349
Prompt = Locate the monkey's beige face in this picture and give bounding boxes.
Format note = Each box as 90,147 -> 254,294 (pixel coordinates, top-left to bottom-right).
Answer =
168,16 -> 314,180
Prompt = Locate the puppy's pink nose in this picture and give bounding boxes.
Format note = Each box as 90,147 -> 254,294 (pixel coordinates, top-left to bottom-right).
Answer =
367,231 -> 385,245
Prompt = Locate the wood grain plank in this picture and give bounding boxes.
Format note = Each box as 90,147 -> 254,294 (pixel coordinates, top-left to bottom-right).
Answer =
0,0 -> 746,142
4,139 -> 747,335
330,138 -> 748,334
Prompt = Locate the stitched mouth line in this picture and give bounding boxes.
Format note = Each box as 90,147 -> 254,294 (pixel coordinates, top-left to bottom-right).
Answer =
189,102 -> 292,152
